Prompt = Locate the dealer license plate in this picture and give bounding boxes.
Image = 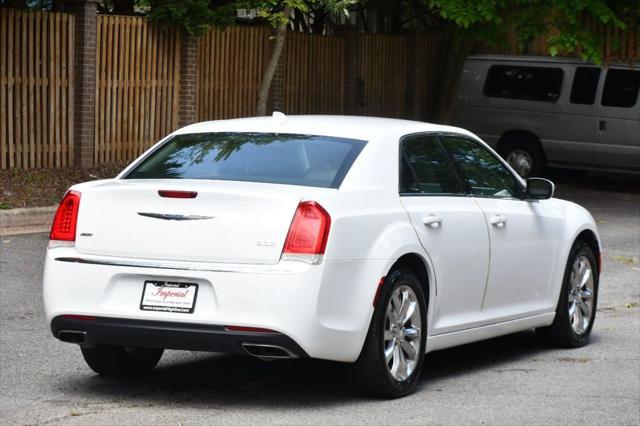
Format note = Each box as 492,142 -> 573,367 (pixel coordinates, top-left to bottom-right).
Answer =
140,280 -> 198,313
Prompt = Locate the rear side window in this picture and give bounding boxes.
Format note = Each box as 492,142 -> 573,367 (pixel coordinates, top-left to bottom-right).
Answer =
441,136 -> 522,198
126,133 -> 367,189
400,135 -> 462,195
601,69 -> 640,108
570,67 -> 601,105
484,65 -> 563,102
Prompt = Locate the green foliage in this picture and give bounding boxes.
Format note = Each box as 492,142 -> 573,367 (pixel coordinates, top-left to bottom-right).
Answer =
145,0 -> 238,37
145,0 -> 356,37
427,0 -> 638,64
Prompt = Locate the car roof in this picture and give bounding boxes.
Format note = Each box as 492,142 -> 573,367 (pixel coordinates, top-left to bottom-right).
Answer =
466,54 -> 639,67
173,114 -> 476,142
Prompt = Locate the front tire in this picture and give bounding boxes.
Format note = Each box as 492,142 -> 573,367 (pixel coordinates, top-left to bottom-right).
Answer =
499,136 -> 545,178
81,344 -> 164,377
351,269 -> 427,398
537,240 -> 598,347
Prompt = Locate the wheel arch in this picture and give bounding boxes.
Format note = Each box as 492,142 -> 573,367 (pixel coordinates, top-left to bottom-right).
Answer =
575,229 -> 602,275
383,252 -> 435,335
389,253 -> 431,301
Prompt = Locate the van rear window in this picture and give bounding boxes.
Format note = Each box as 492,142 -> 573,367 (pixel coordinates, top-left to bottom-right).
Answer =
602,69 -> 640,108
125,132 -> 367,189
484,65 -> 563,102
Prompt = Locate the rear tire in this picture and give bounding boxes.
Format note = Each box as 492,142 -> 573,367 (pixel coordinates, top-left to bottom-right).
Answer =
536,240 -> 598,348
350,269 -> 427,398
499,135 -> 545,178
81,345 -> 164,377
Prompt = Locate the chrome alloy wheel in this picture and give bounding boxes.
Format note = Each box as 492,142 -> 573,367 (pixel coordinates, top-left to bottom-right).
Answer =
568,255 -> 595,335
506,149 -> 533,177
384,285 -> 422,381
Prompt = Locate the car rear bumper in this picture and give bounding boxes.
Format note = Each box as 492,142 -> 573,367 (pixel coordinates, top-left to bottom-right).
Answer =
43,246 -> 386,362
51,315 -> 309,358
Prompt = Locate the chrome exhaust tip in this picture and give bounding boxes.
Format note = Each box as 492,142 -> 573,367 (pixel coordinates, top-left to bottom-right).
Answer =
241,343 -> 298,360
57,330 -> 87,344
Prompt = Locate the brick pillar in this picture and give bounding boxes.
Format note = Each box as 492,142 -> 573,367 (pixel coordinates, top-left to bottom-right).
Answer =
335,26 -> 359,115
267,34 -> 285,114
178,35 -> 198,127
69,0 -> 98,168
405,34 -> 422,121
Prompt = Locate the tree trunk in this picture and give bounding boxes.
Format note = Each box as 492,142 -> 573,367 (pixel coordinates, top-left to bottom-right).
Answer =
435,28 -> 475,124
256,7 -> 291,116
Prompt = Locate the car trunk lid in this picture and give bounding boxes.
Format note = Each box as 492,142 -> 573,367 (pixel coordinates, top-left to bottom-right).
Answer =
74,180 -> 314,265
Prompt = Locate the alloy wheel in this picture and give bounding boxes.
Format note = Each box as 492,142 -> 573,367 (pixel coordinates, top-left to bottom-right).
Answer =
568,255 -> 595,335
383,285 -> 422,381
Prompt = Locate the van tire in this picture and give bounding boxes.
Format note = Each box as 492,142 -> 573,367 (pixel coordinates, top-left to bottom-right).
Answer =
498,135 -> 545,178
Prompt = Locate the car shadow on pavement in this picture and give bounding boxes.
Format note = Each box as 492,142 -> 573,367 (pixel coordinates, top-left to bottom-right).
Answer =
57,329 -> 570,406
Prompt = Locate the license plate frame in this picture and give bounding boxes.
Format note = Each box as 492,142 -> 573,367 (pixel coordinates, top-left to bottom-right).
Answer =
139,280 -> 199,314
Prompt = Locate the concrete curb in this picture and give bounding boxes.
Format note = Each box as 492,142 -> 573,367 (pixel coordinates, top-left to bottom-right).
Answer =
0,206 -> 57,236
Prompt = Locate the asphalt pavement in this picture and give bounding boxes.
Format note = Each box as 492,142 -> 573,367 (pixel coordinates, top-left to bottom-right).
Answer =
1,172 -> 638,425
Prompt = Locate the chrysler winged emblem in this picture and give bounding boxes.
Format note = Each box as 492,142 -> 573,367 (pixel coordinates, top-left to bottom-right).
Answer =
137,212 -> 214,221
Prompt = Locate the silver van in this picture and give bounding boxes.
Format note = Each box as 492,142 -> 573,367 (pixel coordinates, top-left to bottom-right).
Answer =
453,55 -> 640,177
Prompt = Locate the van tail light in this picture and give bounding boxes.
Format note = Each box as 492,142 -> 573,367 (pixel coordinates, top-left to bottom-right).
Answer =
281,201 -> 331,264
50,191 -> 81,241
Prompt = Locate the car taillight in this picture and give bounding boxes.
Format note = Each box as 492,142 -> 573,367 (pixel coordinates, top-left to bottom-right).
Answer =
158,190 -> 198,199
50,191 -> 81,241
282,201 -> 331,263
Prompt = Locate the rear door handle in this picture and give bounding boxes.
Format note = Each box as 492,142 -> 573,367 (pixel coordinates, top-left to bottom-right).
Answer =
489,215 -> 507,227
598,120 -> 607,132
423,214 -> 443,228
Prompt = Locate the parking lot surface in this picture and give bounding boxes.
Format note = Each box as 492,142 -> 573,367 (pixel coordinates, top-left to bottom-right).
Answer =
1,173 -> 638,425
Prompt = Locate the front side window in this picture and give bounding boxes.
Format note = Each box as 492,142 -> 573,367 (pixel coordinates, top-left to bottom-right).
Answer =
601,69 -> 640,108
126,133 -> 367,189
570,67 -> 601,105
484,65 -> 563,102
400,135 -> 462,195
442,137 -> 521,198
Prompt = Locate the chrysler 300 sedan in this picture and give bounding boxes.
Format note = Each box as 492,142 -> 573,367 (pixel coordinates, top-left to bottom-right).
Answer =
44,114 -> 600,398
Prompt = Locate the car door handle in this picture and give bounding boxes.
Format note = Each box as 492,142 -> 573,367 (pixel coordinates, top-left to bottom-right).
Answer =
489,215 -> 507,227
598,120 -> 607,132
423,214 -> 443,228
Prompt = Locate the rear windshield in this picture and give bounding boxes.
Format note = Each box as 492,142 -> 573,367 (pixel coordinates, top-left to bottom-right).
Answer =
125,132 -> 367,189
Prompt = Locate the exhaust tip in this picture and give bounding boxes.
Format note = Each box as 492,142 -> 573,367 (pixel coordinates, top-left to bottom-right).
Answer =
241,343 -> 297,360
57,330 -> 87,344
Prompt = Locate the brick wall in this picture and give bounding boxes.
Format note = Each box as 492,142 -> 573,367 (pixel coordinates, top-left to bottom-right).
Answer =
69,0 -> 98,167
267,48 -> 285,114
178,36 -> 198,127
335,27 -> 359,115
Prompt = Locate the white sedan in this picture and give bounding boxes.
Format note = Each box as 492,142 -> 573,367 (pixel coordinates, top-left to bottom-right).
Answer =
43,115 -> 601,397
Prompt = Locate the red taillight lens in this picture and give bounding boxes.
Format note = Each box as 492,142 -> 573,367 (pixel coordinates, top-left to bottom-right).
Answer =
61,314 -> 96,321
158,190 -> 197,199
50,191 -> 81,241
282,201 -> 331,255
225,325 -> 277,333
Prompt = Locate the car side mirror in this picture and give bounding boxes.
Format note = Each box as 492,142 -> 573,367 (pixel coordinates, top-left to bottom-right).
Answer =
526,178 -> 554,200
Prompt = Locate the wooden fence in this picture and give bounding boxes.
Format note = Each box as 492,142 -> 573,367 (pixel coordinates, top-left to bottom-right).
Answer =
356,34 -> 407,118
410,32 -> 449,120
197,26 -> 269,121
0,9 -> 74,169
283,31 -> 345,114
479,17 -> 640,62
2,8 -> 638,170
95,15 -> 180,164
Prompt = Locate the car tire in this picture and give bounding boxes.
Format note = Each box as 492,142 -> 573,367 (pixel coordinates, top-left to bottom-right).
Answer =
536,240 -> 599,348
81,344 -> 164,377
350,268 -> 427,398
499,136 -> 545,178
